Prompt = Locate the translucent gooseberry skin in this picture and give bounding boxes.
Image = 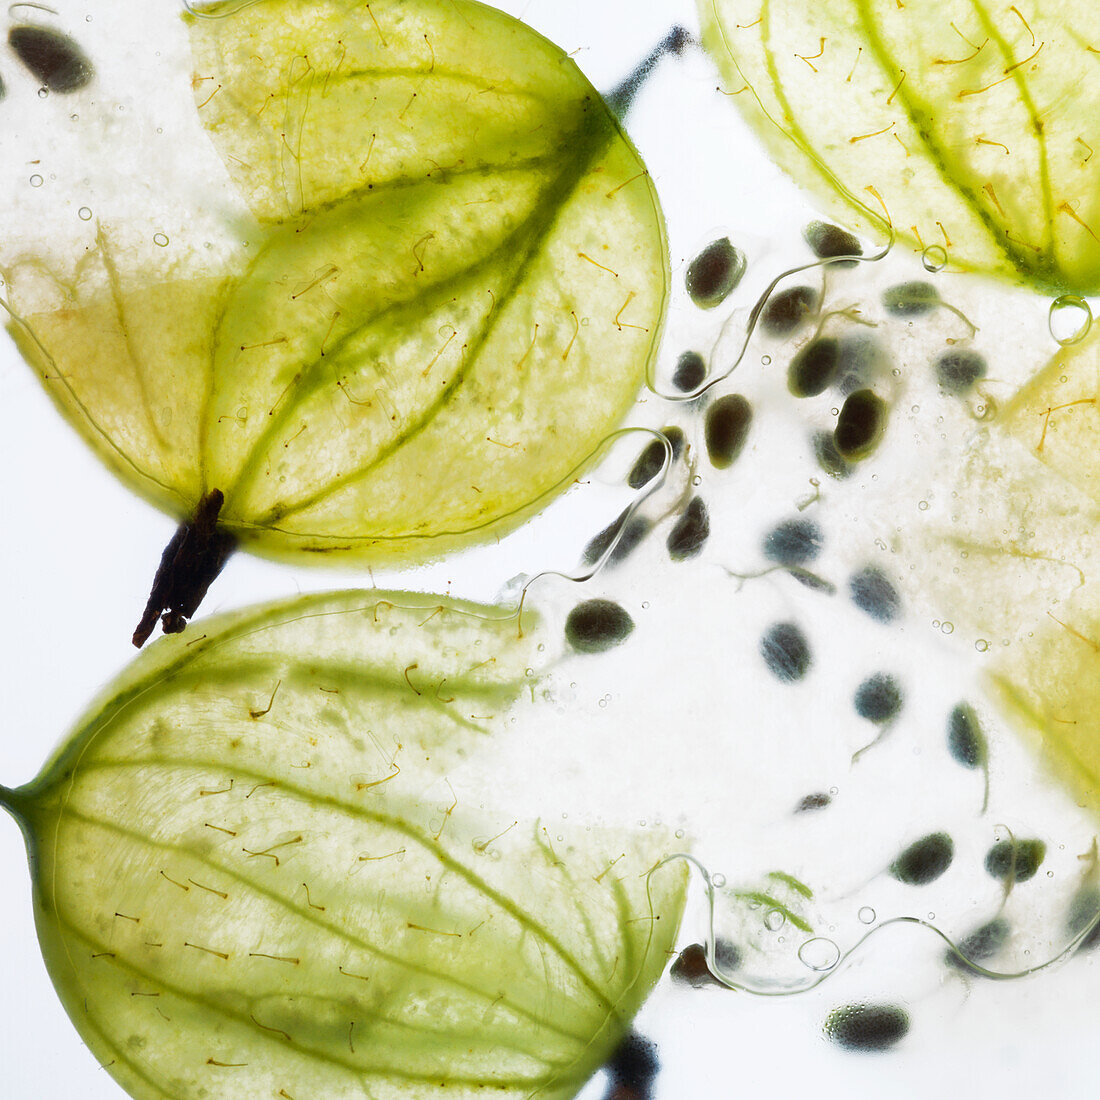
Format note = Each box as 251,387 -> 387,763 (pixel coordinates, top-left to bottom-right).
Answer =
1,590 -> 687,1100
4,0 -> 669,573
700,0 -> 1100,295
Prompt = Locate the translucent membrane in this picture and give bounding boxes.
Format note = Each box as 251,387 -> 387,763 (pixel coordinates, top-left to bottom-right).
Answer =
0,0 -> 667,594
2,590 -> 687,1100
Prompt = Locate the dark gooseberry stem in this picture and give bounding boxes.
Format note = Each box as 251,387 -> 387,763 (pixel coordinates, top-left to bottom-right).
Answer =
0,783 -> 31,828
603,26 -> 691,120
132,489 -> 236,648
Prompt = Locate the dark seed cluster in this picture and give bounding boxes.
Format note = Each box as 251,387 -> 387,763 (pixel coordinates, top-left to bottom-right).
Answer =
670,943 -> 723,988
813,430 -> 852,479
984,837 -> 1046,884
603,1032 -> 660,1100
804,221 -> 863,267
760,621 -> 812,682
9,25 -> 94,93
564,599 -> 634,654
890,832 -> 954,885
788,336 -> 841,397
848,566 -> 901,623
835,388 -> 887,460
760,285 -> 819,336
946,918 -> 1010,976
583,512 -> 650,568
672,350 -> 707,393
883,281 -> 940,317
628,428 -> 684,489
935,349 -> 986,395
686,237 -> 746,310
824,1003 -> 909,1053
853,673 -> 903,724
947,703 -> 987,768
705,394 -> 752,469
667,497 -> 710,561
1066,887 -> 1100,953
762,517 -> 822,567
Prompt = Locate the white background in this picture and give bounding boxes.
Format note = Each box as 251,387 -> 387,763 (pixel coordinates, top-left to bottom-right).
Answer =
2,0 -> 1099,1097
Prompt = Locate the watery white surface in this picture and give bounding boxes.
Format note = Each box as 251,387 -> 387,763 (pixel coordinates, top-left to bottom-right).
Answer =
2,1 -> 1100,1098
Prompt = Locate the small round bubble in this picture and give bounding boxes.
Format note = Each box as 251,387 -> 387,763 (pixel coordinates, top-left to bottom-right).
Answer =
153,232 -> 170,247
1049,295 -> 1092,346
77,206 -> 92,221
798,937 -> 841,971
858,906 -> 876,924
921,244 -> 947,272
29,174 -> 43,187
764,909 -> 786,931
710,873 -> 727,889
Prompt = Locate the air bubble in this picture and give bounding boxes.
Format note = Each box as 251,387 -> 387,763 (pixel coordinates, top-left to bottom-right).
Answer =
921,244 -> 948,272
858,906 -> 876,924
764,909 -> 785,931
918,500 -> 930,511
28,174 -> 43,187
711,873 -> 727,889
941,621 -> 954,635
975,639 -> 989,652
153,232 -> 170,247
36,87 -> 47,98
798,937 -> 841,970
1049,295 -> 1092,346
77,206 -> 92,221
